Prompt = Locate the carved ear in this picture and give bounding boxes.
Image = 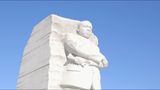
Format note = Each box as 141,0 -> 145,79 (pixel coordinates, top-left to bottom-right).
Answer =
76,23 -> 81,34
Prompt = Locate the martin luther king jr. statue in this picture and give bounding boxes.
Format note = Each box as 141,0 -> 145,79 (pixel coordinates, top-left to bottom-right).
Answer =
60,21 -> 109,90
17,15 -> 108,90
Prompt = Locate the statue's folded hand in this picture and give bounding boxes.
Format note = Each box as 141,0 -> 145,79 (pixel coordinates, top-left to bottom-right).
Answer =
98,56 -> 108,68
102,58 -> 108,67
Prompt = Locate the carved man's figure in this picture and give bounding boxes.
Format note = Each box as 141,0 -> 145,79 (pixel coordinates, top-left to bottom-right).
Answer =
61,21 -> 108,90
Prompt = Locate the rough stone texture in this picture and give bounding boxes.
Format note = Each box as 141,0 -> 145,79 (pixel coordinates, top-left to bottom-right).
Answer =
17,15 -> 80,89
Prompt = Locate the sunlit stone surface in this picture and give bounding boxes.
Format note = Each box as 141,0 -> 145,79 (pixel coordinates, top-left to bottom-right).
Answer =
17,15 -> 108,90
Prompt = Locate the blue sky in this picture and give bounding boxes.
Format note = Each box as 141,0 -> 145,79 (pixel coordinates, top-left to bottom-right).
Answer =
0,1 -> 160,89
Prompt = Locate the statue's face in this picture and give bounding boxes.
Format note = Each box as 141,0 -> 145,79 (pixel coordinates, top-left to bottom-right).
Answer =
78,22 -> 92,39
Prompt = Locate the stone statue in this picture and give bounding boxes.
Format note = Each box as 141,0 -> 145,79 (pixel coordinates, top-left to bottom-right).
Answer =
17,15 -> 108,90
60,21 -> 108,90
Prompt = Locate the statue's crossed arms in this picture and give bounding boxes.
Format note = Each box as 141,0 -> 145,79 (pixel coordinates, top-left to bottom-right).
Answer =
63,33 -> 108,68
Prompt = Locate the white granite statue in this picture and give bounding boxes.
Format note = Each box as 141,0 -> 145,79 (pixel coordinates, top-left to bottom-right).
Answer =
60,21 -> 108,90
17,15 -> 108,90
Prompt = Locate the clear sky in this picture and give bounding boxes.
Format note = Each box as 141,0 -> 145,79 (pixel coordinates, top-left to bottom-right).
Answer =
0,1 -> 160,89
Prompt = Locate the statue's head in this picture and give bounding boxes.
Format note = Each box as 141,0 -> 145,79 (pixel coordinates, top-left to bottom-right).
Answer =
78,21 -> 93,39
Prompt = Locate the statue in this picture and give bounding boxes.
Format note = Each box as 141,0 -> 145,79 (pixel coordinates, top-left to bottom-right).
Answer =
17,15 -> 108,90
60,21 -> 108,90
